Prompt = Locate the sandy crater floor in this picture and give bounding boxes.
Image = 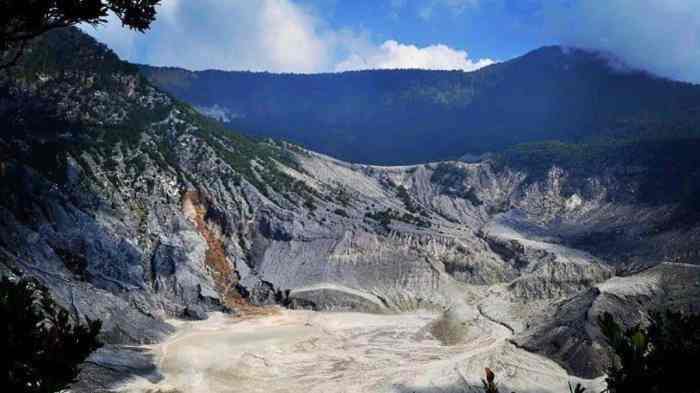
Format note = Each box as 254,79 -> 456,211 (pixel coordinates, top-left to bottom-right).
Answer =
118,309 -> 602,393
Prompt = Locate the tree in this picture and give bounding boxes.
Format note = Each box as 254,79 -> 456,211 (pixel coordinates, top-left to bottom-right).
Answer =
479,311 -> 700,393
0,0 -> 161,69
598,310 -> 700,393
0,277 -> 102,393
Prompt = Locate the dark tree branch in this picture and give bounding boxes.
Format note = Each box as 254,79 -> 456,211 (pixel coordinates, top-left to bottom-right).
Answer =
0,0 -> 161,70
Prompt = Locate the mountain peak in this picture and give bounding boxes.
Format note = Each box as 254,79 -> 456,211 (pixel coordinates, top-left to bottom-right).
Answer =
10,27 -> 136,78
512,45 -> 639,75
144,43 -> 700,165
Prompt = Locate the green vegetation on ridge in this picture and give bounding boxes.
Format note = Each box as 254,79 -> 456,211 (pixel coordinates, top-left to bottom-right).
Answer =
497,137 -> 700,208
1,28 -> 313,205
142,47 -> 700,165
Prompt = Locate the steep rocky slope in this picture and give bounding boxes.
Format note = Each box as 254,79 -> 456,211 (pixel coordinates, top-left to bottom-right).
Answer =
1,29 -> 699,391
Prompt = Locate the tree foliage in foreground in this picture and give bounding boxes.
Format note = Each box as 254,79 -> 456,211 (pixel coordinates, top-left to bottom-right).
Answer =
599,310 -> 700,393
0,277 -> 102,393
482,310 -> 700,393
0,0 -> 161,68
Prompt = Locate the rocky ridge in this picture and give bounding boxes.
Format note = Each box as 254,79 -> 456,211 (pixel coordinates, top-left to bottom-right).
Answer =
1,28 -> 699,390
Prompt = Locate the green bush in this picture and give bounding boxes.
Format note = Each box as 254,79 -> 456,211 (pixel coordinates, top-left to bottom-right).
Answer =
598,310 -> 700,393
0,277 -> 102,393
481,310 -> 700,393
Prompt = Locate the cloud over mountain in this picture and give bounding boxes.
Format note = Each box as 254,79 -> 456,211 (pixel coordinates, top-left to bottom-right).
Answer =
86,0 -> 334,72
84,0 -> 493,73
335,40 -> 494,71
544,0 -> 700,83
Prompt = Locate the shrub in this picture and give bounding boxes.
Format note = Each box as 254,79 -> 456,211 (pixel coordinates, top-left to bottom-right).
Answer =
480,311 -> 700,393
0,277 -> 102,393
598,310 -> 700,393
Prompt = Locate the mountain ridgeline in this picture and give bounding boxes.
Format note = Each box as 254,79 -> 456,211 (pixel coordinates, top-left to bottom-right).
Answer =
142,47 -> 700,165
2,28 -> 700,392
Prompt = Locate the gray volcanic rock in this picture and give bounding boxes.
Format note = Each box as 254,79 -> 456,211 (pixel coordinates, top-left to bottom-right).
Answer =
513,263 -> 700,377
2,28 -> 700,390
70,346 -> 161,393
287,284 -> 389,313
512,288 -> 606,378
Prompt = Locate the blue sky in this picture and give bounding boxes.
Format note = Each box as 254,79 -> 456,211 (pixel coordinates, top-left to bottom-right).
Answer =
297,0 -> 550,61
85,0 -> 700,83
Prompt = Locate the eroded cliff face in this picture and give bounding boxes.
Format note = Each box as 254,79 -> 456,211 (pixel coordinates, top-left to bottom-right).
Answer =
2,29 -> 700,388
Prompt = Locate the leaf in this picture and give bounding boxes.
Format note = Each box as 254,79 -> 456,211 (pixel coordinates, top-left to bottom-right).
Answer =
631,331 -> 648,352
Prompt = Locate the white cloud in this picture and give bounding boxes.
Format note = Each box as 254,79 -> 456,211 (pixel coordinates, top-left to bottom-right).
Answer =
83,0 -> 493,74
85,0 -> 335,73
544,0 -> 700,83
335,40 -> 495,72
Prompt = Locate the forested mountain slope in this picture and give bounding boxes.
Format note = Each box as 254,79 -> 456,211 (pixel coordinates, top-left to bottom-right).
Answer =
142,47 -> 700,165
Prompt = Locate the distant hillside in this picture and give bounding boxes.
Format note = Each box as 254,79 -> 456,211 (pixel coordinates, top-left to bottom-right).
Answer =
142,47 -> 700,165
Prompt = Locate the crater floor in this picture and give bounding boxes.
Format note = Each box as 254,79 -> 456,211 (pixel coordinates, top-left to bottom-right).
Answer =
117,309 -> 603,393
